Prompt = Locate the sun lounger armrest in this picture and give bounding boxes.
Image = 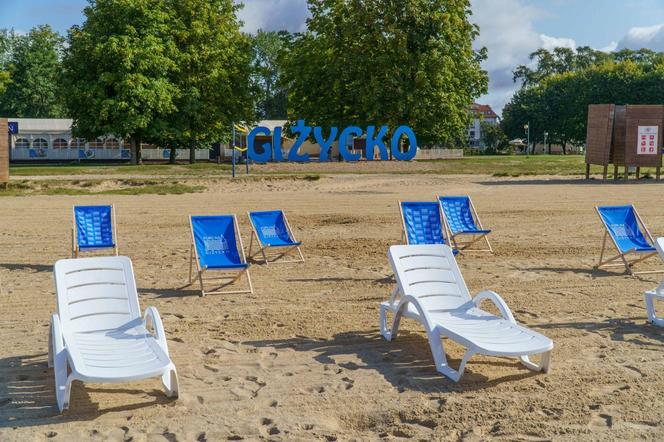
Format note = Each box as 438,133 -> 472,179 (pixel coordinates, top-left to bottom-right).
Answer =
472,290 -> 517,324
143,306 -> 169,356
51,314 -> 65,353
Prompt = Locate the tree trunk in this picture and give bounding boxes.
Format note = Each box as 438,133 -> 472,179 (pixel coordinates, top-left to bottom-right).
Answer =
169,146 -> 177,164
562,141 -> 567,155
131,136 -> 143,165
189,144 -> 196,164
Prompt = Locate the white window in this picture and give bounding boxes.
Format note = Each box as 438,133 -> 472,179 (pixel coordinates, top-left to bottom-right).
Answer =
15,138 -> 30,148
33,138 -> 49,149
53,138 -> 68,149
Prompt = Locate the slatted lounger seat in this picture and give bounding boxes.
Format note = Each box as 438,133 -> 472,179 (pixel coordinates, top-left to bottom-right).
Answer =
380,244 -> 553,382
645,238 -> 664,326
49,256 -> 178,412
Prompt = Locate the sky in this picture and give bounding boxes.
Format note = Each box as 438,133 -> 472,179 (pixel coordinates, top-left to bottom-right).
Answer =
1,0 -> 664,114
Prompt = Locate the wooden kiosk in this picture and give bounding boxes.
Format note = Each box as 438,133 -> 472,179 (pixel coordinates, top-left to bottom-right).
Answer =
585,104 -> 663,181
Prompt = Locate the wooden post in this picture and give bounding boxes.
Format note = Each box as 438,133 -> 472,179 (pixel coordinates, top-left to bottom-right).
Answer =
614,165 -> 619,180
585,163 -> 591,179
0,118 -> 8,189
624,166 -> 629,181
602,165 -> 608,180
636,167 -> 641,179
657,166 -> 661,181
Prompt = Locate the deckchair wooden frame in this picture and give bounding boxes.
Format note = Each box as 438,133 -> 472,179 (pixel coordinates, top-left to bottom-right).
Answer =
188,214 -> 253,296
71,204 -> 119,258
595,205 -> 663,275
247,210 -> 304,265
398,200 -> 451,247
438,195 -> 493,253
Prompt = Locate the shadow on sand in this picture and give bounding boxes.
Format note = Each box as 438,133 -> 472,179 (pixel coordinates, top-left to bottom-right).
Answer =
246,330 -> 541,394
0,353 -> 175,428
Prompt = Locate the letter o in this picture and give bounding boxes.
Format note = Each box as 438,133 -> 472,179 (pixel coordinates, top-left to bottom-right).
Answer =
391,126 -> 417,161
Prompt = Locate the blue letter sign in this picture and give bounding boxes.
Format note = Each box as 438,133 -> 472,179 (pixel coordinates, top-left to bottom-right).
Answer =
245,121 -> 417,163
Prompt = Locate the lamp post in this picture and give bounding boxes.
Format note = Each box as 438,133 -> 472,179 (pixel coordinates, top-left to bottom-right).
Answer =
524,123 -> 530,154
544,131 -> 548,154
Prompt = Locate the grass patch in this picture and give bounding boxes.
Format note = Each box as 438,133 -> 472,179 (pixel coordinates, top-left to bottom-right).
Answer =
0,179 -> 205,197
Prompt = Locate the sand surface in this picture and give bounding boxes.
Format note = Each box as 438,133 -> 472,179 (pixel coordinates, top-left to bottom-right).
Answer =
2,171 -> 664,441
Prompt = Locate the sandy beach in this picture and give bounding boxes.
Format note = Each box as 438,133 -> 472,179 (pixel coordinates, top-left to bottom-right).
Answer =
2,169 -> 664,441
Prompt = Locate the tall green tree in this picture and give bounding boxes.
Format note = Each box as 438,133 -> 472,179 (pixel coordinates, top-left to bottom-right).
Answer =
282,0 -> 487,146
62,0 -> 178,164
158,0 -> 255,163
0,25 -> 65,117
251,30 -> 290,120
502,59 -> 664,154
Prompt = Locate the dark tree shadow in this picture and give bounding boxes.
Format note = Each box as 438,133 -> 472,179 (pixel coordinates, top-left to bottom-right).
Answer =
0,263 -> 52,273
475,178 -> 664,187
245,330 -> 541,394
139,286 -> 201,298
522,266 -> 660,281
0,353 -> 175,428
537,316 -> 664,347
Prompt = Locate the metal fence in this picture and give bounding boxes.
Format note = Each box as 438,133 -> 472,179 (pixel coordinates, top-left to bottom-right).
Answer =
10,148 -> 210,162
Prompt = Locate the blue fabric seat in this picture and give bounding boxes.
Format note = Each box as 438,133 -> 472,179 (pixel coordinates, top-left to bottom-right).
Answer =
249,211 -> 302,247
189,215 -> 253,295
597,206 -> 655,253
73,205 -> 117,256
596,205 -> 661,275
439,196 -> 491,235
247,210 -> 305,264
399,202 -> 458,254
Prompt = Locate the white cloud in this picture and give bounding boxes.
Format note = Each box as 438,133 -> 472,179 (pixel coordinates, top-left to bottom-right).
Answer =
600,41 -> 618,53
236,0 -> 309,33
618,23 -> 664,51
540,34 -> 576,51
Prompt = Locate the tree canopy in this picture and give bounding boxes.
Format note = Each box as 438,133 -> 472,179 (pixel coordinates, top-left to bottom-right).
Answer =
0,26 -> 65,118
251,30 -> 290,120
282,0 -> 488,146
157,0 -> 255,163
502,52 -> 664,153
62,0 -> 178,163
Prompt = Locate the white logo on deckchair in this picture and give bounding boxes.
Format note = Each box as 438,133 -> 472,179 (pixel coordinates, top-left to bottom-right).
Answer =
261,226 -> 279,238
203,236 -> 229,253
613,224 -> 629,239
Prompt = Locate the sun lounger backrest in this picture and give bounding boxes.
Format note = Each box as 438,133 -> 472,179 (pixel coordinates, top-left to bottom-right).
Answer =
249,210 -> 294,246
597,205 -> 652,252
54,256 -> 140,333
389,244 -> 471,312
191,215 -> 244,268
656,238 -> 664,259
400,202 -> 446,245
74,205 -> 115,249
439,196 -> 477,234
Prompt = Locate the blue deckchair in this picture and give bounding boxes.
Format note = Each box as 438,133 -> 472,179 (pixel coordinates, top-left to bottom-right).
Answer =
438,196 -> 493,253
248,210 -> 304,264
189,215 -> 253,296
399,202 -> 458,254
596,205 -> 662,275
72,205 -> 118,257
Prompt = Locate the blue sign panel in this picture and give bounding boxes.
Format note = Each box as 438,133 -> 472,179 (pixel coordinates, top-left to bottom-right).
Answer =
246,120 -> 418,163
8,121 -> 18,134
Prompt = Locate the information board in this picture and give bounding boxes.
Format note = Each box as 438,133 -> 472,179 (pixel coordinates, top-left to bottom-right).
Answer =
637,126 -> 658,155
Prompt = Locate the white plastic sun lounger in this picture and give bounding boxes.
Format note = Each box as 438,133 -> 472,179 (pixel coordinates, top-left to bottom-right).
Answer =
645,238 -> 664,326
48,256 -> 179,412
380,244 -> 553,382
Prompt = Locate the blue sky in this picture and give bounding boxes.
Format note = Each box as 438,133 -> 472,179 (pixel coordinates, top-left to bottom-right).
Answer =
2,0 -> 664,113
